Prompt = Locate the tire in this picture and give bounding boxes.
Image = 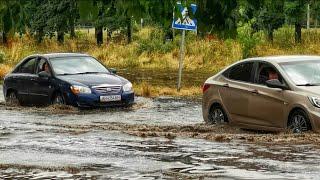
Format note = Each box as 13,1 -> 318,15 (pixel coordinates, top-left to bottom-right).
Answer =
52,93 -> 65,105
288,109 -> 311,133
5,91 -> 20,105
208,105 -> 228,124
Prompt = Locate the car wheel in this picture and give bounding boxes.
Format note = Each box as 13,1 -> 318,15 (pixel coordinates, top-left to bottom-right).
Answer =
288,109 -> 311,133
208,105 -> 227,124
52,93 -> 65,105
5,91 -> 20,105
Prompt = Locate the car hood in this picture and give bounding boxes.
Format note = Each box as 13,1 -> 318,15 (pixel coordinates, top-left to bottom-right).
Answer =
57,73 -> 127,87
298,86 -> 320,96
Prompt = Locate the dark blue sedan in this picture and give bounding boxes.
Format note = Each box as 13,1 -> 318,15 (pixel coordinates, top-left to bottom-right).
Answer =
3,53 -> 134,107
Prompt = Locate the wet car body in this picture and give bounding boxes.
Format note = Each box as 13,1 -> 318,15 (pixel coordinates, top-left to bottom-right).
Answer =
203,56 -> 320,133
3,53 -> 134,107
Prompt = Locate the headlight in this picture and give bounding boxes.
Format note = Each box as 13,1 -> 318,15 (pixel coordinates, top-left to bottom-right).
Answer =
123,82 -> 133,92
70,85 -> 92,94
308,96 -> 320,108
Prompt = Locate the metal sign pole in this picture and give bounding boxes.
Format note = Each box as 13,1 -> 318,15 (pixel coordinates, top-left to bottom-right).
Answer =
173,2 -> 197,91
177,29 -> 186,91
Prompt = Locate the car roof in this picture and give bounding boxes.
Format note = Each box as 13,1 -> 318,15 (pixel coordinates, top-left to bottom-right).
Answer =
243,55 -> 320,64
39,53 -> 90,59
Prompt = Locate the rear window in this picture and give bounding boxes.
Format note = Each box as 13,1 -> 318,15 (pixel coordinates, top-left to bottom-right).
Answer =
226,62 -> 254,83
17,58 -> 37,74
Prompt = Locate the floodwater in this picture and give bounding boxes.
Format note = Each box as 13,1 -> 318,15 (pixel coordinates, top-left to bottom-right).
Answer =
1,86 -> 320,179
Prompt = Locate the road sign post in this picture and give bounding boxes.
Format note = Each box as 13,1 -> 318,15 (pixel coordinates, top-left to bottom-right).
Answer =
172,2 -> 197,91
177,30 -> 186,91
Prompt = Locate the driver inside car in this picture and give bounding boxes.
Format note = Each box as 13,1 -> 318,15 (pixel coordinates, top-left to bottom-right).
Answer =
268,69 -> 279,81
42,62 -> 50,74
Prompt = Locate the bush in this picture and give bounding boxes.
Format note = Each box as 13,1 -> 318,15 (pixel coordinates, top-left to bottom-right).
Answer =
0,51 -> 5,64
274,25 -> 295,49
124,57 -> 140,68
137,28 -> 175,54
0,64 -> 11,79
237,22 -> 261,58
140,81 -> 151,97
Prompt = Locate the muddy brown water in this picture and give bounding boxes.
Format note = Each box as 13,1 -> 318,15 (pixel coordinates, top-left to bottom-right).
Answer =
1,85 -> 320,179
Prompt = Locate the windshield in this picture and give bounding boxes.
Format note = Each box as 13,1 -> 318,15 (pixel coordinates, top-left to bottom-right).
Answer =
281,60 -> 320,86
50,56 -> 109,75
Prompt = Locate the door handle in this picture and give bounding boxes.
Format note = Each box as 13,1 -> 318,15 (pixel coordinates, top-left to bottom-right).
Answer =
30,78 -> 37,82
222,83 -> 229,88
250,89 -> 259,94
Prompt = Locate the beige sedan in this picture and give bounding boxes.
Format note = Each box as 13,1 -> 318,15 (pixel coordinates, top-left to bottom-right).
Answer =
202,56 -> 320,133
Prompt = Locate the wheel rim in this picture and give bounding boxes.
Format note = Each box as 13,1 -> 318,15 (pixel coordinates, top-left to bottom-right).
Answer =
53,95 -> 64,105
209,108 -> 225,124
289,114 -> 308,133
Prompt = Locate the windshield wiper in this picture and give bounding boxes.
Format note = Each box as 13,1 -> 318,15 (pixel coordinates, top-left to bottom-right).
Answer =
58,73 -> 76,76
297,83 -> 320,86
74,72 -> 108,75
58,72 -> 109,75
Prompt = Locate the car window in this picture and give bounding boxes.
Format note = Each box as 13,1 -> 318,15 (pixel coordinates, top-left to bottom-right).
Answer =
50,56 -> 109,75
256,62 -> 284,85
36,58 -> 51,74
281,60 -> 320,85
227,62 -> 254,83
18,58 -> 37,74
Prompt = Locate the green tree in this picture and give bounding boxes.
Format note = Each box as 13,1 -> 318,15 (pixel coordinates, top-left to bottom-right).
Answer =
238,0 -> 263,23
195,0 -> 238,38
284,0 -> 307,43
256,0 -> 285,42
25,0 -> 48,43
47,0 -> 79,43
311,0 -> 320,26
78,0 -> 118,45
115,0 -> 146,43
0,0 -> 27,44
67,0 -> 79,39
27,0 -> 79,43
144,0 -> 175,41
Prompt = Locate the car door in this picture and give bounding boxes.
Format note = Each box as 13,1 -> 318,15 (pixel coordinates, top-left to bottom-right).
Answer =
219,61 -> 255,124
248,61 -> 286,128
28,57 -> 53,105
14,57 -> 38,104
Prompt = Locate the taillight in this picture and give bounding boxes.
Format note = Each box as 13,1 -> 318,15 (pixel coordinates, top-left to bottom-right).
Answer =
202,84 -> 210,93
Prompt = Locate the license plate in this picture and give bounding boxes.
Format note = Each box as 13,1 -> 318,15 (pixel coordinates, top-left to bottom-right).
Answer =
100,95 -> 121,102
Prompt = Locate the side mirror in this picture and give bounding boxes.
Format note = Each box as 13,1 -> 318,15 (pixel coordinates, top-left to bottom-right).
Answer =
109,68 -> 117,74
38,71 -> 50,79
266,79 -> 287,90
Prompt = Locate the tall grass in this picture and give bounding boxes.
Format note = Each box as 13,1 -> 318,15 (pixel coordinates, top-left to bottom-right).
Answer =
1,26 -> 320,96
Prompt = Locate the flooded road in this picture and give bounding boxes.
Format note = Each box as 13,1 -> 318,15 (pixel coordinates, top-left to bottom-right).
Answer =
1,86 -> 320,179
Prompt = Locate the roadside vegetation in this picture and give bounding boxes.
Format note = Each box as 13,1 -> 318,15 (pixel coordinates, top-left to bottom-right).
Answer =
1,0 -> 320,97
2,26 -> 320,96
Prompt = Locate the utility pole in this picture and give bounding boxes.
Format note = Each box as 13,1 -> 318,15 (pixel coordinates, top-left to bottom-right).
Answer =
140,18 -> 143,29
307,3 -> 310,29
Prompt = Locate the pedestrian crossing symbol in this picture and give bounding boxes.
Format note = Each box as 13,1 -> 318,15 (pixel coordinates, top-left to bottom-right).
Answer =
172,2 -> 197,31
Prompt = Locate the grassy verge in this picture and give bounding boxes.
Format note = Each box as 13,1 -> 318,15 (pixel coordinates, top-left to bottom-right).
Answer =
133,83 -> 202,97
1,26 -> 320,97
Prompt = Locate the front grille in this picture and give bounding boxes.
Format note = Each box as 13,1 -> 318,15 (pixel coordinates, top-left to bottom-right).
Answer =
92,85 -> 122,95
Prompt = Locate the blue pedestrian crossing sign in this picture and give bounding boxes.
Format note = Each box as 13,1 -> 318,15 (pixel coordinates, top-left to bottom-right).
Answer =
172,2 -> 197,31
